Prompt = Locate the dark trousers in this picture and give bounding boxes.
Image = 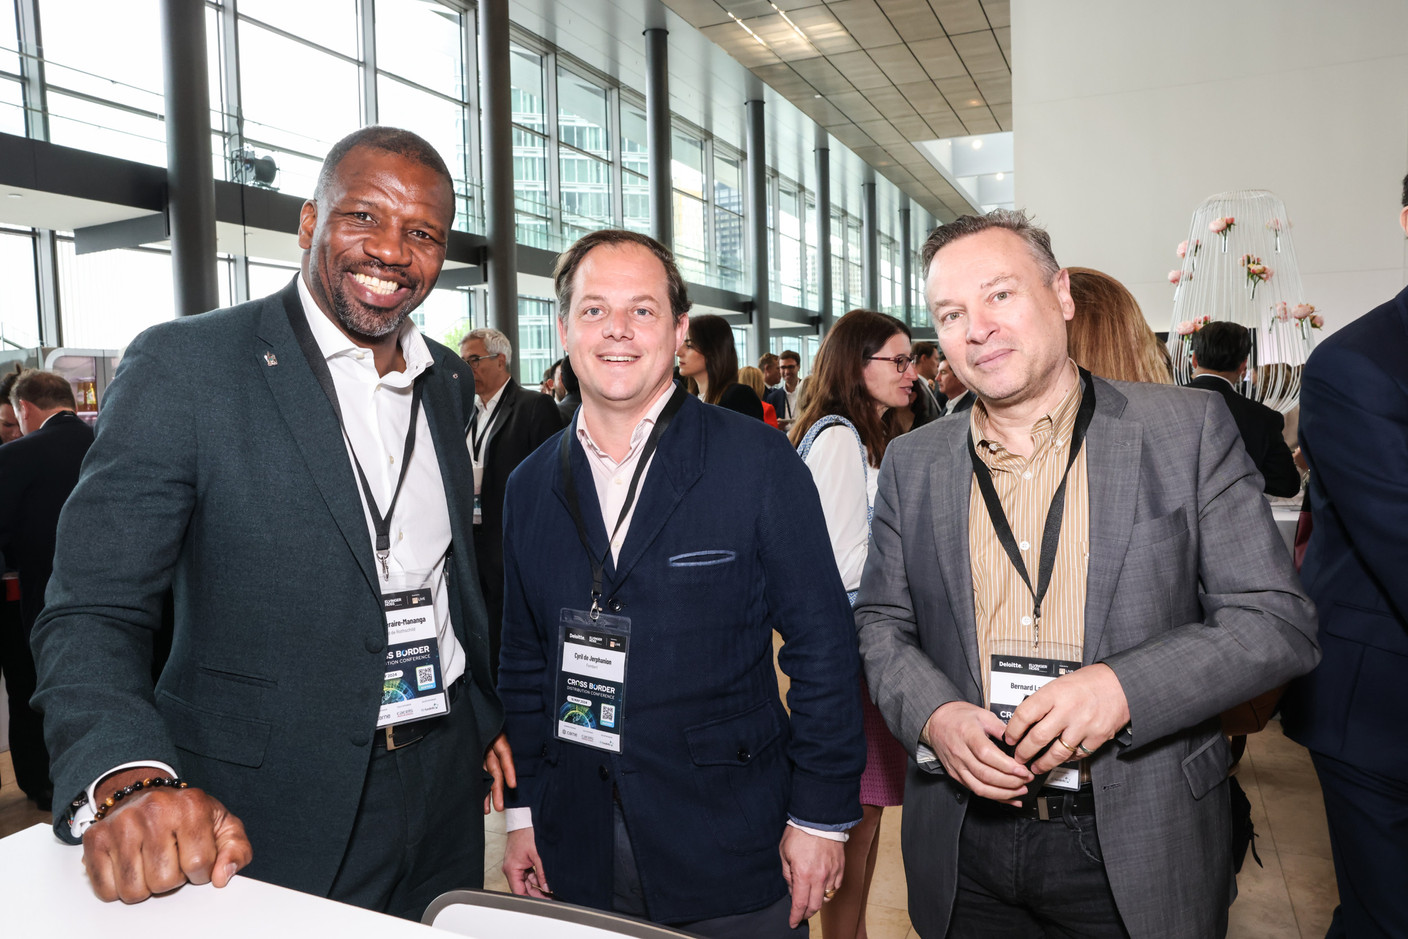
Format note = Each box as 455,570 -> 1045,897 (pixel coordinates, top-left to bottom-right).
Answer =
611,799 -> 806,938
325,695 -> 488,921
948,805 -> 1130,939
1,595 -> 50,801
1313,751 -> 1408,939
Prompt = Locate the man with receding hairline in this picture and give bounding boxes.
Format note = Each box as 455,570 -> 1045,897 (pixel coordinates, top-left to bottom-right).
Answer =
31,126 -> 509,918
856,209 -> 1318,938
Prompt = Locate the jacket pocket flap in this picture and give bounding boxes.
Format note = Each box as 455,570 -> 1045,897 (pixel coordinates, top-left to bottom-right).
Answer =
1128,507 -> 1188,549
158,689 -> 272,769
685,702 -> 783,766
1181,732 -> 1230,800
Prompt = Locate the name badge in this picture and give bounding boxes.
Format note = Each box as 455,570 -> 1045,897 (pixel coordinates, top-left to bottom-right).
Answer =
378,587 -> 449,728
472,463 -> 484,526
988,651 -> 1082,791
554,608 -> 630,753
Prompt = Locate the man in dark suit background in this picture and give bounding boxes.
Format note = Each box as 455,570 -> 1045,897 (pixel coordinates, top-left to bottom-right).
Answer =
0,369 -> 94,810
1280,180 -> 1408,939
30,127 -> 508,918
459,327 -> 563,678
935,351 -> 975,416
1187,321 -> 1301,497
498,229 -> 864,937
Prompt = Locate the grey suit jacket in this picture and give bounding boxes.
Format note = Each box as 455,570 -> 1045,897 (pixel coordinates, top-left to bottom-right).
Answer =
855,376 -> 1319,939
31,281 -> 503,897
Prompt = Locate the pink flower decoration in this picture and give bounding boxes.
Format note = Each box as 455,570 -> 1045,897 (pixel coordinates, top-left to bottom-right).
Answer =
1292,303 -> 1315,320
1168,270 -> 1184,284
1209,218 -> 1227,233
1175,320 -> 1196,336
1177,240 -> 1189,258
1310,314 -> 1324,328
1275,302 -> 1290,322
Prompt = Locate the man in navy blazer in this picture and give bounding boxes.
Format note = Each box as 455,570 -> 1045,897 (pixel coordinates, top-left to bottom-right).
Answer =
498,230 -> 865,937
30,127 -> 506,918
1281,181 -> 1408,939
0,369 -> 94,809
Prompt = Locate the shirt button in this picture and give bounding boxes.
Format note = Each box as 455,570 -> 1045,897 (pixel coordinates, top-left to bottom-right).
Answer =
1022,471 -> 1032,480
1020,615 -> 1033,627
613,477 -> 623,486
1019,540 -> 1030,551
388,454 -> 395,465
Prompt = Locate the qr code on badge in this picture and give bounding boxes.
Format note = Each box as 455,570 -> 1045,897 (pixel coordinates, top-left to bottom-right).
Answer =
416,665 -> 436,691
600,704 -> 616,727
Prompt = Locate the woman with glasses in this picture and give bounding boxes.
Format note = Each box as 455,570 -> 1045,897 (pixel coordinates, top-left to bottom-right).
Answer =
788,309 -> 916,939
676,313 -> 765,420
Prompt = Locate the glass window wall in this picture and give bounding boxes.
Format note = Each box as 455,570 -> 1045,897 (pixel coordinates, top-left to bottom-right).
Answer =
0,228 -> 40,350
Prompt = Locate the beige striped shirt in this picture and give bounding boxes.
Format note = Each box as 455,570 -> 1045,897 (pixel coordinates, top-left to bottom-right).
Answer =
968,362 -> 1091,707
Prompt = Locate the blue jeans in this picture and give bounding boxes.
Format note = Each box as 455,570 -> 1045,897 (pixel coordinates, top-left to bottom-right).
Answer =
948,802 -> 1131,939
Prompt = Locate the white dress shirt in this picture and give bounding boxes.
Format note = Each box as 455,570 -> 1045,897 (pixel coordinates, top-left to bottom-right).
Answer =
71,279 -> 464,838
801,425 -> 878,593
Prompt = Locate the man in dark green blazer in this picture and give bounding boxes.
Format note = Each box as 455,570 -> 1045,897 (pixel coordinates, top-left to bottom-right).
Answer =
30,127 -> 507,920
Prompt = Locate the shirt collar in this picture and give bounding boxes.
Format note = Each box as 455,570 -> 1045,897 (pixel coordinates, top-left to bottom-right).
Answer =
296,273 -> 433,384
576,381 -> 676,466
476,380 -> 509,415
971,359 -> 1083,465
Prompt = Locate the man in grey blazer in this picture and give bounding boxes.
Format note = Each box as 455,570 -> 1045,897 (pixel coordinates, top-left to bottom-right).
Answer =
30,127 -> 508,918
855,210 -> 1319,938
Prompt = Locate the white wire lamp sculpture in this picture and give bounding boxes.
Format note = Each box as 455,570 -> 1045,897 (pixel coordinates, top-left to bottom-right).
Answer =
1166,190 -> 1323,413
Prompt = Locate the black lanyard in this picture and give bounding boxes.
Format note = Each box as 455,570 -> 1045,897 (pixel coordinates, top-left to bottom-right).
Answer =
559,386 -> 686,619
469,393 -> 505,463
287,301 -> 424,580
967,369 -> 1096,647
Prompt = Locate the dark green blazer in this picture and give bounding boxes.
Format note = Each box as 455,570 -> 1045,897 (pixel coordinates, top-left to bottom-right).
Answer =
31,280 -> 503,897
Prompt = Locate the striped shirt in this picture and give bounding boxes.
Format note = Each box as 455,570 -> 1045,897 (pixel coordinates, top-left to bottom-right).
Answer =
968,361 -> 1091,707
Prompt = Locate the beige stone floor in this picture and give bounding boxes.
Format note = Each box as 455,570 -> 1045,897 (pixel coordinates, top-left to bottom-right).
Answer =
483,720 -> 1339,939
2,719 -> 1336,937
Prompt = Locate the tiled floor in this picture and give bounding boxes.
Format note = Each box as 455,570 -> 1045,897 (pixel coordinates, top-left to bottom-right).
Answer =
1,719 -> 1336,937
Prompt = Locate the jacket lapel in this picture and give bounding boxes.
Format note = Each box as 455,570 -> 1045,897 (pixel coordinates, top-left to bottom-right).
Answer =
1081,379 -> 1141,664
554,410 -> 614,582
419,348 -> 475,649
609,396 -> 705,590
932,424 -> 982,693
255,281 -> 379,595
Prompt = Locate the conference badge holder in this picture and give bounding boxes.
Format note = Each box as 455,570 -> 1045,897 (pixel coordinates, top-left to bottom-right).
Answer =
554,608 -> 630,753
988,639 -> 1082,792
378,569 -> 449,729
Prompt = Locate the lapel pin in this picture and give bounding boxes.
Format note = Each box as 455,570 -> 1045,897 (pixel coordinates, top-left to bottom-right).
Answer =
264,351 -> 278,367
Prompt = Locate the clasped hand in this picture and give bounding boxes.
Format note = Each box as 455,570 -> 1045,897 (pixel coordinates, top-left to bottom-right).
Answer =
921,663 -> 1129,803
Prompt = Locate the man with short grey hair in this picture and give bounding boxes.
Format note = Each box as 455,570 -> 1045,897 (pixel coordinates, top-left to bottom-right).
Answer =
857,209 -> 1319,938
460,327 -> 562,677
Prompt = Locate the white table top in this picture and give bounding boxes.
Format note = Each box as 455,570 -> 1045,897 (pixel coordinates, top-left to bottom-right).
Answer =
0,822 -> 446,935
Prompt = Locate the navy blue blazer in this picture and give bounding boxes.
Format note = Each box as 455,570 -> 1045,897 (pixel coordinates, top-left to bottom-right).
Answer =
1282,285 -> 1408,779
498,393 -> 865,923
31,280 -> 503,896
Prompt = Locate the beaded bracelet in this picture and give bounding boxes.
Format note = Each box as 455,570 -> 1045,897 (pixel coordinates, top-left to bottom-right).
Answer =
92,776 -> 188,823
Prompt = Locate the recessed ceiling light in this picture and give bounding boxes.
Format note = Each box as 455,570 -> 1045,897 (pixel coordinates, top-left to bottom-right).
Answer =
5,192 -> 21,199
814,94 -> 822,99
994,172 -> 1004,181
971,139 -> 983,150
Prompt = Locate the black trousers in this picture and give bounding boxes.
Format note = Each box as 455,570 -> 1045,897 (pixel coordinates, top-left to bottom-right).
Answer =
949,804 -> 1131,939
1,594 -> 50,801
325,694 -> 488,921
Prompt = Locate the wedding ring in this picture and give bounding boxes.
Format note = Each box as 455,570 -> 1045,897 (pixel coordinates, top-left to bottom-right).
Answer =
1055,735 -> 1079,752
1074,741 -> 1095,757
824,888 -> 838,901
